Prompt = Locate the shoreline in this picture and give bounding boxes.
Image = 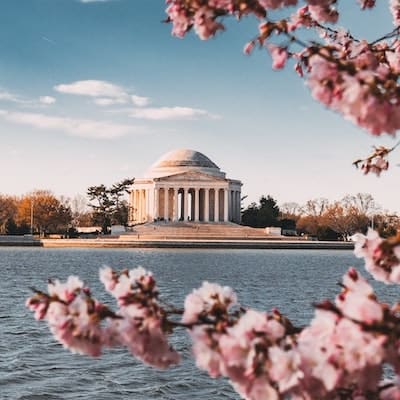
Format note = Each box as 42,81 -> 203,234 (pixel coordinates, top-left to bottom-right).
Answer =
0,237 -> 354,250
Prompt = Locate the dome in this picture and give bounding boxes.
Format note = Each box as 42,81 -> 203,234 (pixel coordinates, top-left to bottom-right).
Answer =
145,149 -> 226,179
154,149 -> 219,169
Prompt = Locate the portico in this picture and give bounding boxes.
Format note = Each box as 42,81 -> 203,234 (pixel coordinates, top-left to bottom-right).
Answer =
129,149 -> 242,224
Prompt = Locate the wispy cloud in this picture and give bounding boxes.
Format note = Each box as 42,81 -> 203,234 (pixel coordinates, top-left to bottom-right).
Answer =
54,80 -> 218,120
41,36 -> 56,45
129,106 -> 220,120
39,96 -> 56,105
0,89 -> 57,107
55,80 -> 125,98
94,97 -> 125,106
0,90 -> 24,104
0,109 -> 140,139
54,80 -> 149,107
131,95 -> 149,107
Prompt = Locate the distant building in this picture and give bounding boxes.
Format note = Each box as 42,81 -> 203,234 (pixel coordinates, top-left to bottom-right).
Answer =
129,149 -> 242,225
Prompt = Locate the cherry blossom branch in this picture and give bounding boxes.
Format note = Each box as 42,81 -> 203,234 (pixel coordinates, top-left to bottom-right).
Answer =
353,141 -> 400,176
165,1 -> 400,143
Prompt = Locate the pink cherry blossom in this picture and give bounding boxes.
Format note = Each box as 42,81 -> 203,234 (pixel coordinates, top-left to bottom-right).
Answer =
27,278 -> 114,357
390,0 -> 400,26
335,268 -> 383,324
269,346 -> 303,393
190,326 -> 225,377
267,44 -> 288,70
353,229 -> 400,284
115,305 -> 180,368
182,281 -> 237,324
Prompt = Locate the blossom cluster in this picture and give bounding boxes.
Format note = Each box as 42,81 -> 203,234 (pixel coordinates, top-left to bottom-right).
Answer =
99,266 -> 180,368
165,0 -> 400,139
353,228 -> 400,284
353,145 -> 393,177
26,276 -> 113,356
183,267 -> 400,399
26,267 -> 179,368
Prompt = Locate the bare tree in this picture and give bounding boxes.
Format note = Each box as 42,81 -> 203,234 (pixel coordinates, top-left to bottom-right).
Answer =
300,198 -> 330,217
280,202 -> 301,220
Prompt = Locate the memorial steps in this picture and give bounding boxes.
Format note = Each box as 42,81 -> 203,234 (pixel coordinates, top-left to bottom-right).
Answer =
122,222 -> 283,241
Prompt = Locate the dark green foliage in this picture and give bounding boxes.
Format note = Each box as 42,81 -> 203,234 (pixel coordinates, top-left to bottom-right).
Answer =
280,218 -> 296,230
87,178 -> 134,233
241,195 -> 280,228
5,218 -> 18,235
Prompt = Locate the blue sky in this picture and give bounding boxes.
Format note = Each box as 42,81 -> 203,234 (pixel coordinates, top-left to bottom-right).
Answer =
0,0 -> 399,212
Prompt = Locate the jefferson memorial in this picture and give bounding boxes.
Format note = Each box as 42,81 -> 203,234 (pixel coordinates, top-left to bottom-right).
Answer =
129,149 -> 242,225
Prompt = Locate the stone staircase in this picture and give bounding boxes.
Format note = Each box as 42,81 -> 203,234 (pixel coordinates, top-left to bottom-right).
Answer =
120,222 -> 283,241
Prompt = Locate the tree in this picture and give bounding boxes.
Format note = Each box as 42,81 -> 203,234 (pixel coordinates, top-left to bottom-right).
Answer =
296,198 -> 331,238
0,194 -> 17,234
69,194 -> 93,227
322,202 -> 369,240
319,194 -> 378,240
301,198 -> 330,218
87,184 -> 114,233
373,212 -> 400,238
109,178 -> 135,225
16,191 -> 72,236
87,178 -> 134,233
341,193 -> 379,216
242,195 -> 280,227
279,202 -> 301,221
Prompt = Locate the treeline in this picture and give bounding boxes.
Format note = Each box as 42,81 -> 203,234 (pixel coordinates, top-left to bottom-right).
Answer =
0,178 -> 134,236
1,187 -> 398,240
242,193 -> 399,240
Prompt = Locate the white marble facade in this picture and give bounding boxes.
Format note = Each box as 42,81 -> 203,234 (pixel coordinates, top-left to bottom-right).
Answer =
129,149 -> 242,224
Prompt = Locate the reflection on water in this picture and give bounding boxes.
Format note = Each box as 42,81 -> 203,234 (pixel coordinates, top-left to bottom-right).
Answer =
0,248 -> 398,399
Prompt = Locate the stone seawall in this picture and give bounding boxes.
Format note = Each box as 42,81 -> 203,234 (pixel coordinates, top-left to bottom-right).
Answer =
39,238 -> 354,250
0,236 -> 42,247
0,236 -> 354,249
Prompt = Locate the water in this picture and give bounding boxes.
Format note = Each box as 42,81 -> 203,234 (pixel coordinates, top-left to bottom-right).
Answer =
1,248 -> 399,400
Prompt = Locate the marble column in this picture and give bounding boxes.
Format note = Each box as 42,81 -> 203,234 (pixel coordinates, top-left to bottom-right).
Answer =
164,187 -> 169,220
234,191 -> 239,222
154,188 -> 159,220
147,189 -> 151,222
237,191 -> 241,222
214,188 -> 219,222
224,189 -> 229,222
139,189 -> 143,222
183,188 -> 189,221
173,188 -> 179,222
194,188 -> 200,222
142,189 -> 146,222
143,190 -> 147,222
230,191 -> 233,221
137,190 -> 142,222
204,188 -> 209,222
130,190 -> 135,222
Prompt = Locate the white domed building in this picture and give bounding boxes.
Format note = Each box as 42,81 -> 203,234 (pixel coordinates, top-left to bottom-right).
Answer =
129,149 -> 242,224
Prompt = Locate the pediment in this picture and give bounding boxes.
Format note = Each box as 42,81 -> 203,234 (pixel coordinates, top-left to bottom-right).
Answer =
156,171 -> 226,183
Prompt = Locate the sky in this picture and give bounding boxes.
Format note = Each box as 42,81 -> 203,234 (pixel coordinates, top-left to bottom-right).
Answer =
0,0 -> 399,213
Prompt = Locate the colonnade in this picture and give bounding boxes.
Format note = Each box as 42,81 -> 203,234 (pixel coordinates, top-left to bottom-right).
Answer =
130,186 -> 241,224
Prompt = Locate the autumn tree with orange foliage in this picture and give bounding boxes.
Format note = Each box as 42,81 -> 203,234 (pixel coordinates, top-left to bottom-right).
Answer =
16,190 -> 72,236
0,194 -> 18,234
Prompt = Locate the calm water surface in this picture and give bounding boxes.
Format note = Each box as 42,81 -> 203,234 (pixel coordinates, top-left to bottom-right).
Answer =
1,248 -> 399,400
